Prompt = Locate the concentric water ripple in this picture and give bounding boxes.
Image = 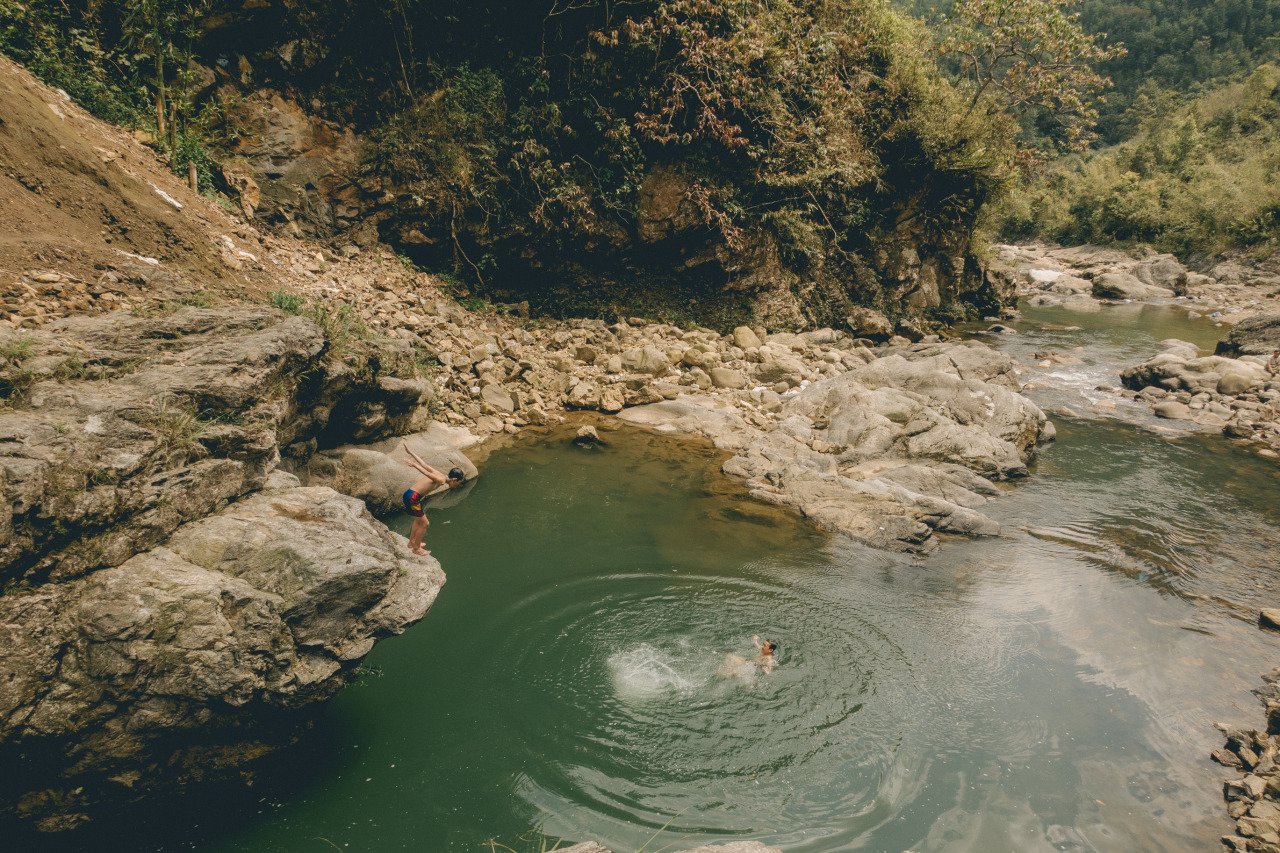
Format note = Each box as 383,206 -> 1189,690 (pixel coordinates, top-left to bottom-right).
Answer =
459,553 -> 1040,844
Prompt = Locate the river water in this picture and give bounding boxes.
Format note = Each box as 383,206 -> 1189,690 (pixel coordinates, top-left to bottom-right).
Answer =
42,302 -> 1280,851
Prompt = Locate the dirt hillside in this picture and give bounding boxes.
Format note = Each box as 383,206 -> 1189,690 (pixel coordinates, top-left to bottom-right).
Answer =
0,55 -> 280,325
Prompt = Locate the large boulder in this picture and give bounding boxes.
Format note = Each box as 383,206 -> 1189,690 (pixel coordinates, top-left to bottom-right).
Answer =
1217,314 -> 1280,357
1122,351 -> 1268,395
1091,271 -> 1173,301
1134,254 -> 1188,292
0,308 -> 428,585
0,486 -> 443,828
621,346 -> 671,376
622,340 -> 1049,552
300,422 -> 480,514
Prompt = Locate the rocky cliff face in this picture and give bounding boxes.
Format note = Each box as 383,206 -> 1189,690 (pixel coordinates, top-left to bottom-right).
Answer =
178,0 -> 1011,332
0,307 -> 444,829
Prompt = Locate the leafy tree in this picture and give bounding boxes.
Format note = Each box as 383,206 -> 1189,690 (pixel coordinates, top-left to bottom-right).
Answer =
939,0 -> 1124,154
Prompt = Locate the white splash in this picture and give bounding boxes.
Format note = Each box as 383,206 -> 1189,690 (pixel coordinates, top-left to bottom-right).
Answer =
608,643 -> 699,700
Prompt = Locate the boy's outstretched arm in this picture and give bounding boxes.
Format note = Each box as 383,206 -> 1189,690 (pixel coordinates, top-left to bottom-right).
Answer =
402,444 -> 447,483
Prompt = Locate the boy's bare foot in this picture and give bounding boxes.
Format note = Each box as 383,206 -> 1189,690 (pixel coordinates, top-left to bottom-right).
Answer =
411,546 -> 430,556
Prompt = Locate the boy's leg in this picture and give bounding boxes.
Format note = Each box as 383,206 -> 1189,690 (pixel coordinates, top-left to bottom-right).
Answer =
409,516 -> 429,555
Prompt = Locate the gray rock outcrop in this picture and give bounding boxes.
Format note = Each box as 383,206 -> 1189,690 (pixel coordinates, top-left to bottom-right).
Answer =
1218,314 -> 1280,357
0,308 -> 432,585
1091,271 -> 1174,301
0,306 -> 447,828
0,486 -> 443,830
1121,339 -> 1280,455
1214,669 -> 1280,852
623,340 -> 1049,551
298,422 -> 480,514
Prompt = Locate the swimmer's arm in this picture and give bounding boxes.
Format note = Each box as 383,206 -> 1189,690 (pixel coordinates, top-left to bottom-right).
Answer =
751,634 -> 762,650
402,445 -> 448,484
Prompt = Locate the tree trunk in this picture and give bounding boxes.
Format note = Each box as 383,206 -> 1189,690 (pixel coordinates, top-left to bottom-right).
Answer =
154,48 -> 167,155
188,160 -> 198,192
168,97 -> 178,154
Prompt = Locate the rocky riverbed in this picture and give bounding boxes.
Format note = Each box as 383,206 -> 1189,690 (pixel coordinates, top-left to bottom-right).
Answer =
1214,667 -> 1280,852
995,242 -> 1280,322
994,243 -> 1280,460
620,337 -> 1049,551
5,45 -> 1280,847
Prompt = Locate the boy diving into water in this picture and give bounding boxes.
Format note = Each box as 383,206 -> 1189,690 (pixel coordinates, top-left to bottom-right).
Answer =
400,444 -> 466,556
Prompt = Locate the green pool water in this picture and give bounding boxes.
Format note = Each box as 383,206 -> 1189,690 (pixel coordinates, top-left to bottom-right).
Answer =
31,301 -> 1280,852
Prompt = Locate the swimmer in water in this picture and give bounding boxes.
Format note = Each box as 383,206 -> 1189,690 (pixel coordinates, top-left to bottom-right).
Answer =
752,634 -> 778,674
720,635 -> 779,677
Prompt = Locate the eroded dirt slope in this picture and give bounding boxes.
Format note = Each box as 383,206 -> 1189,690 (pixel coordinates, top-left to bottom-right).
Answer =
0,56 -> 276,322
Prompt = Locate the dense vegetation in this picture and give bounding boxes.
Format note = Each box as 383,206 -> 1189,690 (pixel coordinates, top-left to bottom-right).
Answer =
903,0 -> 1280,145
1003,64 -> 1280,257
355,0 -> 1019,310
1074,0 -> 1280,144
2,0 -> 1041,322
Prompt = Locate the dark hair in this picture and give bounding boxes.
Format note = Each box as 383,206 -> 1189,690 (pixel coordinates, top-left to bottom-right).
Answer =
448,467 -> 466,482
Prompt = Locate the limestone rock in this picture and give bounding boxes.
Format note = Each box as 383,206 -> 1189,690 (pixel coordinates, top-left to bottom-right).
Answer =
1092,271 -> 1173,301
623,340 -> 1047,551
845,307 -> 895,340
299,423 -> 479,514
710,367 -> 749,389
0,487 -> 443,825
481,383 -> 516,413
1219,314 -> 1280,357
621,346 -> 670,376
0,308 -> 425,584
732,325 -> 763,350
1123,352 -> 1269,396
1154,401 -> 1193,420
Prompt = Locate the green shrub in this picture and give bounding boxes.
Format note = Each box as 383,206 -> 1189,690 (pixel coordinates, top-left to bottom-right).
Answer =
269,291 -> 305,314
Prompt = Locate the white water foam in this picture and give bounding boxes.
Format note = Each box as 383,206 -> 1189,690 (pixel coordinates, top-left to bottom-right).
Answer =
608,640 -> 767,700
608,643 -> 700,700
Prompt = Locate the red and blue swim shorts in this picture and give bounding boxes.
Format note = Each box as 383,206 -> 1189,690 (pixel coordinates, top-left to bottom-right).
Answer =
402,488 -> 425,518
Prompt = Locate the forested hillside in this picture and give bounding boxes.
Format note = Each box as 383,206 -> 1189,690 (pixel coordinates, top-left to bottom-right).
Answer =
903,0 -> 1280,144
0,0 -> 1033,328
1003,64 -> 1280,257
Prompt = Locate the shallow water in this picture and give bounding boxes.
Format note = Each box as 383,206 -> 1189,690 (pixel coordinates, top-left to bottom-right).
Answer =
970,301 -> 1224,422
36,302 -> 1280,852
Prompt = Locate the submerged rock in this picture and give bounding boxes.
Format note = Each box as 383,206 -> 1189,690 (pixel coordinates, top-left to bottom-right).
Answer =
559,843 -> 780,853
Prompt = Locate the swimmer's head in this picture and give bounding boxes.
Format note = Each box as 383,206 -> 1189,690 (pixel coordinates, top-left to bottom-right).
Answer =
447,467 -> 467,488
762,640 -> 778,655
